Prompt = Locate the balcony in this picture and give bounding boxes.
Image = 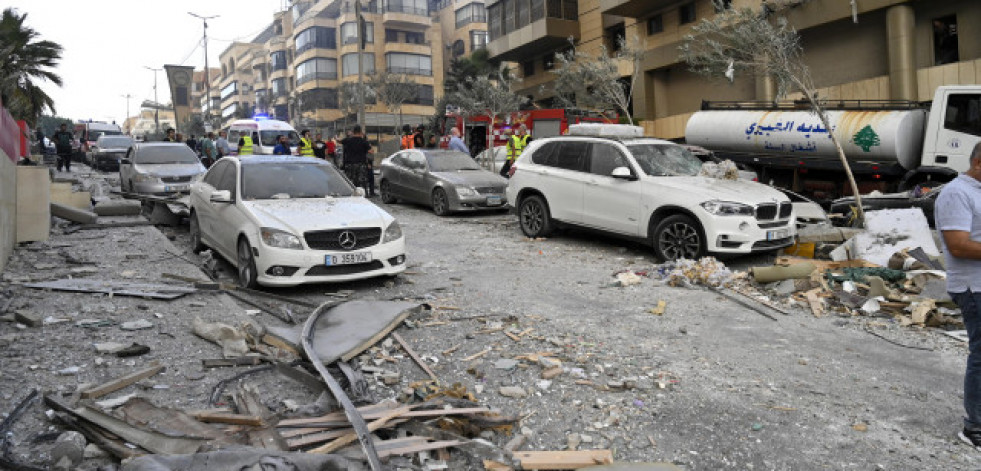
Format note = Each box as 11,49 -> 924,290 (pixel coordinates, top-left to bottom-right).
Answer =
600,0 -> 662,18
382,7 -> 431,27
486,17 -> 578,62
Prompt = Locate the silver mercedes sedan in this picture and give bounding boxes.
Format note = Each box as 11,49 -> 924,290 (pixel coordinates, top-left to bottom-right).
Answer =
378,149 -> 509,216
119,142 -> 206,195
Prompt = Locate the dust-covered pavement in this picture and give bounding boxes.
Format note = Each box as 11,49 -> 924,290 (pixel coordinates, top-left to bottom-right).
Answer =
0,165 -> 978,470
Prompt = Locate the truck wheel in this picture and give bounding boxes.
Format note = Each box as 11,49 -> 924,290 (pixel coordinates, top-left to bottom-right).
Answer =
518,195 -> 554,238
652,214 -> 704,262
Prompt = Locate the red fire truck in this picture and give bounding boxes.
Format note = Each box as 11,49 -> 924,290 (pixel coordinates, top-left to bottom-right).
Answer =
440,108 -> 616,155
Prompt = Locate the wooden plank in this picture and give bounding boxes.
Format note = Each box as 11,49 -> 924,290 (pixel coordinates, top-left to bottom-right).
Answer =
392,332 -> 438,381
279,407 -> 491,429
377,439 -> 465,459
277,402 -> 398,427
463,348 -> 492,361
309,406 -> 412,454
805,289 -> 825,317
80,364 -> 164,399
287,429 -> 351,449
201,357 -> 268,368
511,450 -> 614,469
234,384 -> 284,450
192,411 -> 264,426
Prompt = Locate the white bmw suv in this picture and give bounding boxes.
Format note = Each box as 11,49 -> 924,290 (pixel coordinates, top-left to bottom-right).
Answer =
505,126 -> 795,261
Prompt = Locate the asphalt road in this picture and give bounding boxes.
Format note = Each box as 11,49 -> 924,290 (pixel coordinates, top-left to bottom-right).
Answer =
170,194 -> 979,469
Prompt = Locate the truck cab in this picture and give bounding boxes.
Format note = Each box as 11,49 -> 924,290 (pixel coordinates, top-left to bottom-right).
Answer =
920,85 -> 981,174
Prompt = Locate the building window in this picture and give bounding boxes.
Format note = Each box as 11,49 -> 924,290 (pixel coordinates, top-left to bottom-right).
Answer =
542,52 -> 557,71
504,0 -> 515,35
296,58 -> 339,84
516,0 -> 529,28
522,60 -> 535,77
388,29 -> 425,44
385,0 -> 428,16
220,81 -> 238,101
221,103 -> 238,118
488,3 -> 503,40
546,0 -> 560,18
714,0 -> 732,12
933,15 -> 959,66
272,78 -> 288,97
455,3 -> 487,28
406,84 -> 434,105
530,0 -> 544,21
471,30 -> 488,50
342,53 -> 376,76
451,40 -> 466,58
271,51 -> 288,71
274,104 -> 288,121
647,14 -> 663,35
605,23 -> 625,53
385,29 -> 399,42
679,3 -> 696,24
295,26 -> 337,54
341,22 -> 374,45
299,88 -> 339,109
386,53 -> 432,76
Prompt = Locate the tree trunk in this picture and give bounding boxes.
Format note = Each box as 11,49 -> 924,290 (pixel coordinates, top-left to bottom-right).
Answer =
486,114 -> 496,171
797,79 -> 865,227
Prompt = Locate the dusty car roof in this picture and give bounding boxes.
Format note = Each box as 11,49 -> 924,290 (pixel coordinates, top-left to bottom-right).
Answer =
237,155 -> 328,165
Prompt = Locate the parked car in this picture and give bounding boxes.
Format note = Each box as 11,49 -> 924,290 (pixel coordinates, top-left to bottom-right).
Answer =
119,142 -> 206,195
773,187 -> 830,228
88,135 -> 134,171
379,149 -> 509,216
475,145 -> 509,174
829,184 -> 942,227
506,125 -> 796,261
189,156 -> 406,288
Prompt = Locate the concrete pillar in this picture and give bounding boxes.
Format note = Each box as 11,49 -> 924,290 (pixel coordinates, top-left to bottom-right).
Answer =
756,74 -> 777,102
652,70 -> 669,119
886,4 -> 917,101
632,69 -> 652,120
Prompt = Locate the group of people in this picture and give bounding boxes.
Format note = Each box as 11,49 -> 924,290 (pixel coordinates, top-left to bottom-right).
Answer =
398,123 -> 531,178
163,128 -> 229,168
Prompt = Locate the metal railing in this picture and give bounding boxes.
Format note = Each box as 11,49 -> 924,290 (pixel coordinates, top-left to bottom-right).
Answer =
386,66 -> 432,76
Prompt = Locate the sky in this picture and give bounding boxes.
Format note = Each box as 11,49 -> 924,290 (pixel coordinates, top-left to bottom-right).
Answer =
7,0 -> 289,125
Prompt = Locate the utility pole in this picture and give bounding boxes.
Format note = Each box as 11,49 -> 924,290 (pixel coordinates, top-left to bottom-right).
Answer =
356,0 -> 366,129
120,94 -> 133,134
189,12 -> 219,130
144,66 -> 162,134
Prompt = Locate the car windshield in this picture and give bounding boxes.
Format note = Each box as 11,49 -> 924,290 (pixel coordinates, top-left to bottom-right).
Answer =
241,162 -> 354,199
134,146 -> 200,164
258,130 -> 300,147
426,151 -> 482,172
99,137 -> 133,148
627,143 -> 703,176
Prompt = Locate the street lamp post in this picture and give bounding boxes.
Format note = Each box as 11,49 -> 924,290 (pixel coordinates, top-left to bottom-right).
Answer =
189,12 -> 219,130
144,66 -> 162,134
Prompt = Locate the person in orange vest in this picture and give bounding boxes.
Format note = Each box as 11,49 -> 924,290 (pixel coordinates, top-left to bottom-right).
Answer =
400,124 -> 414,150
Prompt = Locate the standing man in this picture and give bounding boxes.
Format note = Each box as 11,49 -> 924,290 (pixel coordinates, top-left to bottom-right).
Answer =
164,128 -> 176,142
52,123 -> 74,172
448,127 -> 469,154
340,125 -> 373,194
216,130 -> 231,158
400,125 -> 414,150
326,135 -> 337,166
273,135 -> 291,155
936,142 -> 981,448
312,133 -> 327,160
238,132 -> 254,156
298,129 -> 315,157
186,134 -> 199,154
199,132 -> 216,168
500,124 -> 529,177
413,125 -> 425,149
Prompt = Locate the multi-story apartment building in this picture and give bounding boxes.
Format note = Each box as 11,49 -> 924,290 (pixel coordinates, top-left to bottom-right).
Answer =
486,0 -> 981,139
210,0 -> 463,139
435,0 -> 489,71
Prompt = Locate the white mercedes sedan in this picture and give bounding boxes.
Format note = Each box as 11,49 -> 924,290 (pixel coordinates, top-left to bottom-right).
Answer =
188,156 -> 406,288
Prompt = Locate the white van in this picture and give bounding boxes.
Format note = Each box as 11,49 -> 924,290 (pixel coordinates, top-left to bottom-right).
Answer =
226,118 -> 299,155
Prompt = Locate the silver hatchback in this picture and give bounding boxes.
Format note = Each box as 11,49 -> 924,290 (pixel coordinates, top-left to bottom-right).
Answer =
119,142 -> 206,195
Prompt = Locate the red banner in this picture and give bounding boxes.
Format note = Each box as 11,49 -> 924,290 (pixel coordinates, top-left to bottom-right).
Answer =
0,96 -> 21,162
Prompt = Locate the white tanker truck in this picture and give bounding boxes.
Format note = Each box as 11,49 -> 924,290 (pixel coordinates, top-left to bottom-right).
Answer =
685,85 -> 981,200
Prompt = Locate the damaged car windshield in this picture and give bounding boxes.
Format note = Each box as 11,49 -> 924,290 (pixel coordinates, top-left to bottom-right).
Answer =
426,151 -> 482,172
627,143 -> 702,177
134,146 -> 200,164
241,162 -> 354,199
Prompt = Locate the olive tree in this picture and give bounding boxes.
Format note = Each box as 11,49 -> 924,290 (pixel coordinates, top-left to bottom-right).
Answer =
369,71 -> 418,139
339,81 -> 375,130
680,0 -> 865,224
450,66 -> 527,169
551,36 -> 644,124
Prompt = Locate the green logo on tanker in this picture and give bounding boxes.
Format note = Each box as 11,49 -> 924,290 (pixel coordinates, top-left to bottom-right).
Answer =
852,125 -> 880,152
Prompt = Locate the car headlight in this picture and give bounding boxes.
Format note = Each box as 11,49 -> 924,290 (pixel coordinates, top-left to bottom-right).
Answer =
382,220 -> 403,243
261,227 -> 303,249
133,173 -> 159,183
700,200 -> 756,217
455,186 -> 477,197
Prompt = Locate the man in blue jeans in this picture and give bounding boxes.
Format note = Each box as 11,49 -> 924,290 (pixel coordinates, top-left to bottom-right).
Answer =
936,141 -> 981,448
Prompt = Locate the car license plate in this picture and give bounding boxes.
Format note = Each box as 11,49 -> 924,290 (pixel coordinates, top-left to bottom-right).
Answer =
165,184 -> 189,192
766,229 -> 790,241
326,252 -> 372,266
486,195 -> 503,206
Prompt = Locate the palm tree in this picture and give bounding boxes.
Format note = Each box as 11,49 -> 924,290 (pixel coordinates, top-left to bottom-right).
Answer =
0,8 -> 63,126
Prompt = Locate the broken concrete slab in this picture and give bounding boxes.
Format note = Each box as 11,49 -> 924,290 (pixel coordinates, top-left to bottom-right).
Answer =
265,300 -> 425,365
120,320 -> 154,331
851,209 -> 939,267
51,202 -> 97,224
13,310 -> 42,327
93,199 -> 142,216
24,279 -> 196,300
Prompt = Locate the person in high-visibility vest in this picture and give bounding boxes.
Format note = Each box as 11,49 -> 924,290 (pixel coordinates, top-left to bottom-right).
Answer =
298,129 -> 315,156
237,132 -> 254,156
500,124 -> 529,177
400,124 -> 414,150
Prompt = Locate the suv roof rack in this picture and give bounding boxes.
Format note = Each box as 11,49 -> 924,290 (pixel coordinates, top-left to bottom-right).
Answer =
566,123 -> 644,138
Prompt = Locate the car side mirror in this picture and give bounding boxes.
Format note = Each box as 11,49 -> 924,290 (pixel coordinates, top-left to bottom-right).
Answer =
120,158 -> 131,165
611,166 -> 637,180
210,189 -> 233,203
